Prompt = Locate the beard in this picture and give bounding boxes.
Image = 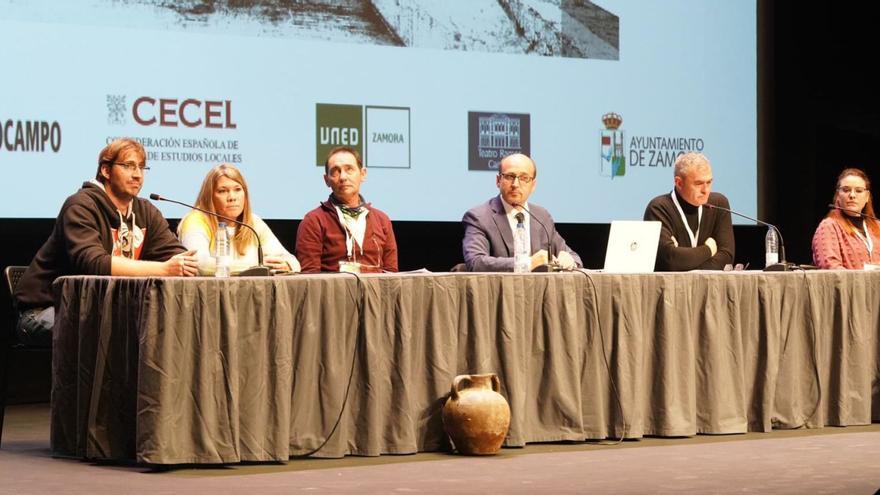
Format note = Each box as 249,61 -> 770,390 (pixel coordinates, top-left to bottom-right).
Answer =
108,179 -> 141,202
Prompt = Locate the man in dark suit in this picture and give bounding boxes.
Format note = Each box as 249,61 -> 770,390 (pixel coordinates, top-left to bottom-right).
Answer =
643,151 -> 735,271
461,153 -> 582,271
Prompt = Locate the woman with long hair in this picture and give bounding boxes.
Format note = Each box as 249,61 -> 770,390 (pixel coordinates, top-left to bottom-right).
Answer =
812,168 -> 880,269
178,163 -> 300,274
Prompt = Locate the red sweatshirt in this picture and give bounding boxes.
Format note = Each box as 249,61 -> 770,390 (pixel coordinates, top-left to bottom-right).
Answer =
295,200 -> 398,273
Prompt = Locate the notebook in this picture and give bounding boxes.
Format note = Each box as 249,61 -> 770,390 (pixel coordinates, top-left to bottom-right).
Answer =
602,220 -> 662,273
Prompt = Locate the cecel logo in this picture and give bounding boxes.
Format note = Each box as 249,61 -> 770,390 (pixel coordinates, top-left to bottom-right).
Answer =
106,95 -> 237,129
133,97 -> 237,128
0,119 -> 62,152
600,112 -> 625,179
468,111 -> 530,171
315,103 -> 410,168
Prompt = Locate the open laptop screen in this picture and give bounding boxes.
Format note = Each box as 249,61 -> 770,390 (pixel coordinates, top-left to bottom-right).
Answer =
602,221 -> 662,273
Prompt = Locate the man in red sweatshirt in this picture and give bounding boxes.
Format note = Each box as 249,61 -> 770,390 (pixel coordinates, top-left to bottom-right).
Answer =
295,146 -> 398,273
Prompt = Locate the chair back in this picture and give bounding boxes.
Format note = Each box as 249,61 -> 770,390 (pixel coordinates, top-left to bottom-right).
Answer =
4,266 -> 26,311
2,266 -> 29,447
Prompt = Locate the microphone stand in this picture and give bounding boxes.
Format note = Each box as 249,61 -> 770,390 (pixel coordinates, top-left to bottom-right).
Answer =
150,193 -> 271,277
513,203 -> 566,272
705,203 -> 791,272
827,204 -> 880,222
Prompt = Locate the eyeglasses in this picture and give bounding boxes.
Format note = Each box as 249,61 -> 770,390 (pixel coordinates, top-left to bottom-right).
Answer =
838,186 -> 867,195
499,173 -> 535,184
114,161 -> 150,173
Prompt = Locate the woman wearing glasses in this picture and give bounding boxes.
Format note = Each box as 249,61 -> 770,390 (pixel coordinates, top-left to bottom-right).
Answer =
178,163 -> 300,275
812,168 -> 880,269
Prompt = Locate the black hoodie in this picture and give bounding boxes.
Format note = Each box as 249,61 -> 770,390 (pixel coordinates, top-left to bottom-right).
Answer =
14,182 -> 185,309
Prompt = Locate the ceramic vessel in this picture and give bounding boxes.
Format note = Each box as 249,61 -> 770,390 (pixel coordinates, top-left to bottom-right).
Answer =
441,373 -> 511,455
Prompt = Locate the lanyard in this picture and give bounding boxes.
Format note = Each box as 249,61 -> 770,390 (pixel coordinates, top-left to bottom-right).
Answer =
334,206 -> 368,259
670,191 -> 701,248
855,223 -> 874,258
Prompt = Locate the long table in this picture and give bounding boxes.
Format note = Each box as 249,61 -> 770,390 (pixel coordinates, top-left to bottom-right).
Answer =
49,271 -> 880,464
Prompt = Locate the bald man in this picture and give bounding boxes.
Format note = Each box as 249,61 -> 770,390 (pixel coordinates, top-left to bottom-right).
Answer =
462,153 -> 582,272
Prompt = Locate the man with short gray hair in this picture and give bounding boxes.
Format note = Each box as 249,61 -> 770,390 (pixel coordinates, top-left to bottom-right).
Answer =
643,152 -> 734,271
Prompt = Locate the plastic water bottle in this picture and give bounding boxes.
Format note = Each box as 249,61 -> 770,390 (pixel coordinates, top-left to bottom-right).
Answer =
215,222 -> 231,278
765,227 -> 779,267
514,219 -> 530,273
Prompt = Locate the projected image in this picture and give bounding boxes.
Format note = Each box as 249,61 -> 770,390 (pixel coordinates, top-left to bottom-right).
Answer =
73,0 -> 619,59
0,0 -> 756,222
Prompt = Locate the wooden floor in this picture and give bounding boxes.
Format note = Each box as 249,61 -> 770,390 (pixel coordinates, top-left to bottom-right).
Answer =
1,403 -> 879,494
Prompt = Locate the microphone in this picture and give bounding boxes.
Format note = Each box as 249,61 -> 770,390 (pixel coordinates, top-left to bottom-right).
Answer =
150,193 -> 271,277
827,204 -> 880,222
705,203 -> 789,271
513,203 -> 566,272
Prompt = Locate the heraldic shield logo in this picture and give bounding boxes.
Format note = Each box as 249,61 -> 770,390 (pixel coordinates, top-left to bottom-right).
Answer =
600,112 -> 625,178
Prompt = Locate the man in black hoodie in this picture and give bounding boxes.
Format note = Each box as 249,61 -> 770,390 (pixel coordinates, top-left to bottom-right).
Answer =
13,138 -> 199,346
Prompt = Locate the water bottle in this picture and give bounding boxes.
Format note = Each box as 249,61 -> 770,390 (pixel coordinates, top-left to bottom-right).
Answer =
765,227 -> 779,267
215,222 -> 231,278
514,220 -> 530,273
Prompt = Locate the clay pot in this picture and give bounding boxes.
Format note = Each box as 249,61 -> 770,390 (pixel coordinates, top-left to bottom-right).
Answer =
442,373 -> 511,455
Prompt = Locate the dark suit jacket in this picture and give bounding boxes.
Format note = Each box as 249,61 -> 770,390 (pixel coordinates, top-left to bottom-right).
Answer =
643,191 -> 735,271
462,196 -> 583,271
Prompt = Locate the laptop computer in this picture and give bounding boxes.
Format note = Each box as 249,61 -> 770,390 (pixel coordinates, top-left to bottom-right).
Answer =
602,220 -> 662,273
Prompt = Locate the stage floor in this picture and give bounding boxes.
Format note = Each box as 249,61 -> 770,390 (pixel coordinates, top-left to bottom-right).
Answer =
2,403 -> 879,494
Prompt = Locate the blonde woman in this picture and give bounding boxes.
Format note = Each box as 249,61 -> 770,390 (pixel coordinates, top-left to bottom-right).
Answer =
179,164 -> 300,275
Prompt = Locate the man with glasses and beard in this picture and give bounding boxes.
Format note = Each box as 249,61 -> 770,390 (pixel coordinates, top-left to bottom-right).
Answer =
462,153 -> 582,272
13,138 -> 198,346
